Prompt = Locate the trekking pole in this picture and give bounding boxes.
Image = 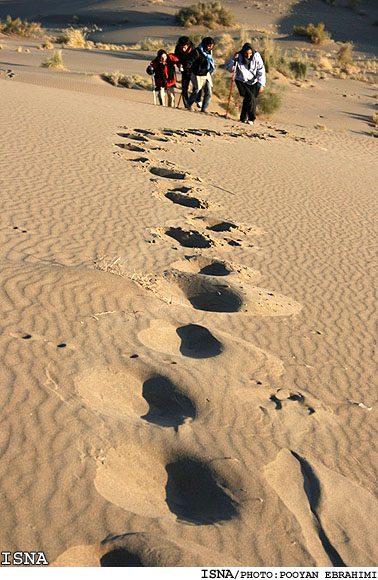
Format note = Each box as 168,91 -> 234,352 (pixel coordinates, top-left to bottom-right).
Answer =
176,69 -> 183,108
151,76 -> 156,105
225,58 -> 237,119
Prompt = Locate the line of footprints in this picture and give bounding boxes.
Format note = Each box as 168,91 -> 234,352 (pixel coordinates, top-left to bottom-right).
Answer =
91,126 -> 316,528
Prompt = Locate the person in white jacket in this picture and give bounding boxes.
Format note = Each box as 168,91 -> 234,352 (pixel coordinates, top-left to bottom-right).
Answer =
226,42 -> 266,125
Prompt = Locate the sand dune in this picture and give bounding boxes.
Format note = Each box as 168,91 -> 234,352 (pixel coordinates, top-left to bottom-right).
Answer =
0,0 -> 377,568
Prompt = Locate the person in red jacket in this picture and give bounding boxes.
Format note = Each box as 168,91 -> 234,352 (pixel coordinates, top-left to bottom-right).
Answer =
146,49 -> 180,107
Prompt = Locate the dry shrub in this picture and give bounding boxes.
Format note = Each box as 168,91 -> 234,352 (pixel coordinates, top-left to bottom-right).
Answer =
131,38 -> 175,52
313,55 -> 333,72
176,1 -> 236,29
0,15 -> 43,37
41,50 -> 66,70
213,28 -> 251,63
255,37 -> 291,76
39,40 -> 54,50
293,22 -> 331,44
372,112 -> 378,127
57,27 -> 94,49
102,71 -> 149,89
337,42 -> 353,67
93,256 -> 126,276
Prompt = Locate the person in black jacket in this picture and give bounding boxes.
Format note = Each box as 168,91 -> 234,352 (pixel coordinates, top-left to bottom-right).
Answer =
174,36 -> 194,108
186,37 -> 215,113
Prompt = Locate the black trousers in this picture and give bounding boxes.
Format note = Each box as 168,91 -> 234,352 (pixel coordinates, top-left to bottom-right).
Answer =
236,81 -> 260,122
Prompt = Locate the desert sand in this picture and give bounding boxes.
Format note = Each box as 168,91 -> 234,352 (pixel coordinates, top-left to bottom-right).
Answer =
0,0 -> 377,568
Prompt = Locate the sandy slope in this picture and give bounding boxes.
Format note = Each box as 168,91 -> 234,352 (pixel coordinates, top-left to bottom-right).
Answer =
0,0 -> 377,568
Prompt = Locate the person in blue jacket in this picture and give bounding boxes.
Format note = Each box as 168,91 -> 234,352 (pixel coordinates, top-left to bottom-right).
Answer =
226,42 -> 266,125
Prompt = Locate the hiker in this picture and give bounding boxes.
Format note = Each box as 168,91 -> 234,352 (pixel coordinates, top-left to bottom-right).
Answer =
186,37 -> 215,114
146,49 -> 180,107
226,42 -> 266,125
174,36 -> 194,108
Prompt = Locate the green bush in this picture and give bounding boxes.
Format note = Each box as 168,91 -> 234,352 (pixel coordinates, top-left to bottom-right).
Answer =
0,15 -> 43,36
290,56 -> 309,79
293,22 -> 331,44
176,1 -> 235,29
257,82 -> 284,116
212,70 -> 240,115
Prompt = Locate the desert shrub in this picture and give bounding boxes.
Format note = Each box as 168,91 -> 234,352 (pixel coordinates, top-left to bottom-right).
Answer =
290,56 -> 309,79
212,70 -> 240,115
41,50 -> 66,70
0,15 -> 43,37
102,72 -> 149,89
131,37 -> 175,52
337,42 -> 353,67
56,27 -> 94,49
372,112 -> 378,127
293,22 -> 331,44
257,37 -> 291,75
39,40 -> 54,50
213,28 -> 252,63
93,256 -> 126,276
257,82 -> 284,116
312,55 -> 333,72
176,1 -> 235,29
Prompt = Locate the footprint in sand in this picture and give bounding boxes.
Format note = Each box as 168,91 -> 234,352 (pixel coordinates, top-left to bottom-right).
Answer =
117,132 -> 149,143
94,442 -> 240,524
165,457 -> 238,524
171,255 -> 260,280
54,531 -> 241,566
138,319 -> 223,359
149,167 -> 188,180
76,366 -> 196,428
115,142 -> 147,153
163,227 -> 214,249
269,388 -> 315,415
157,270 -> 302,317
164,187 -> 210,209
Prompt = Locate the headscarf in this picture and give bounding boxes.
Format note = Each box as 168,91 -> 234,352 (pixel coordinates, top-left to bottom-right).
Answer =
198,38 -> 215,74
240,43 -> 255,65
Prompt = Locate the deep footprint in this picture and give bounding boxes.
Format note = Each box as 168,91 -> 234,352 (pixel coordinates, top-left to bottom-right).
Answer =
165,227 -> 212,249
101,549 -> 144,567
142,375 -> 196,428
176,324 -> 223,358
165,191 -> 208,209
117,132 -> 149,142
207,221 -> 237,233
199,261 -> 231,276
188,285 -> 243,313
115,143 -> 146,152
150,167 -> 187,180
165,458 -> 238,524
